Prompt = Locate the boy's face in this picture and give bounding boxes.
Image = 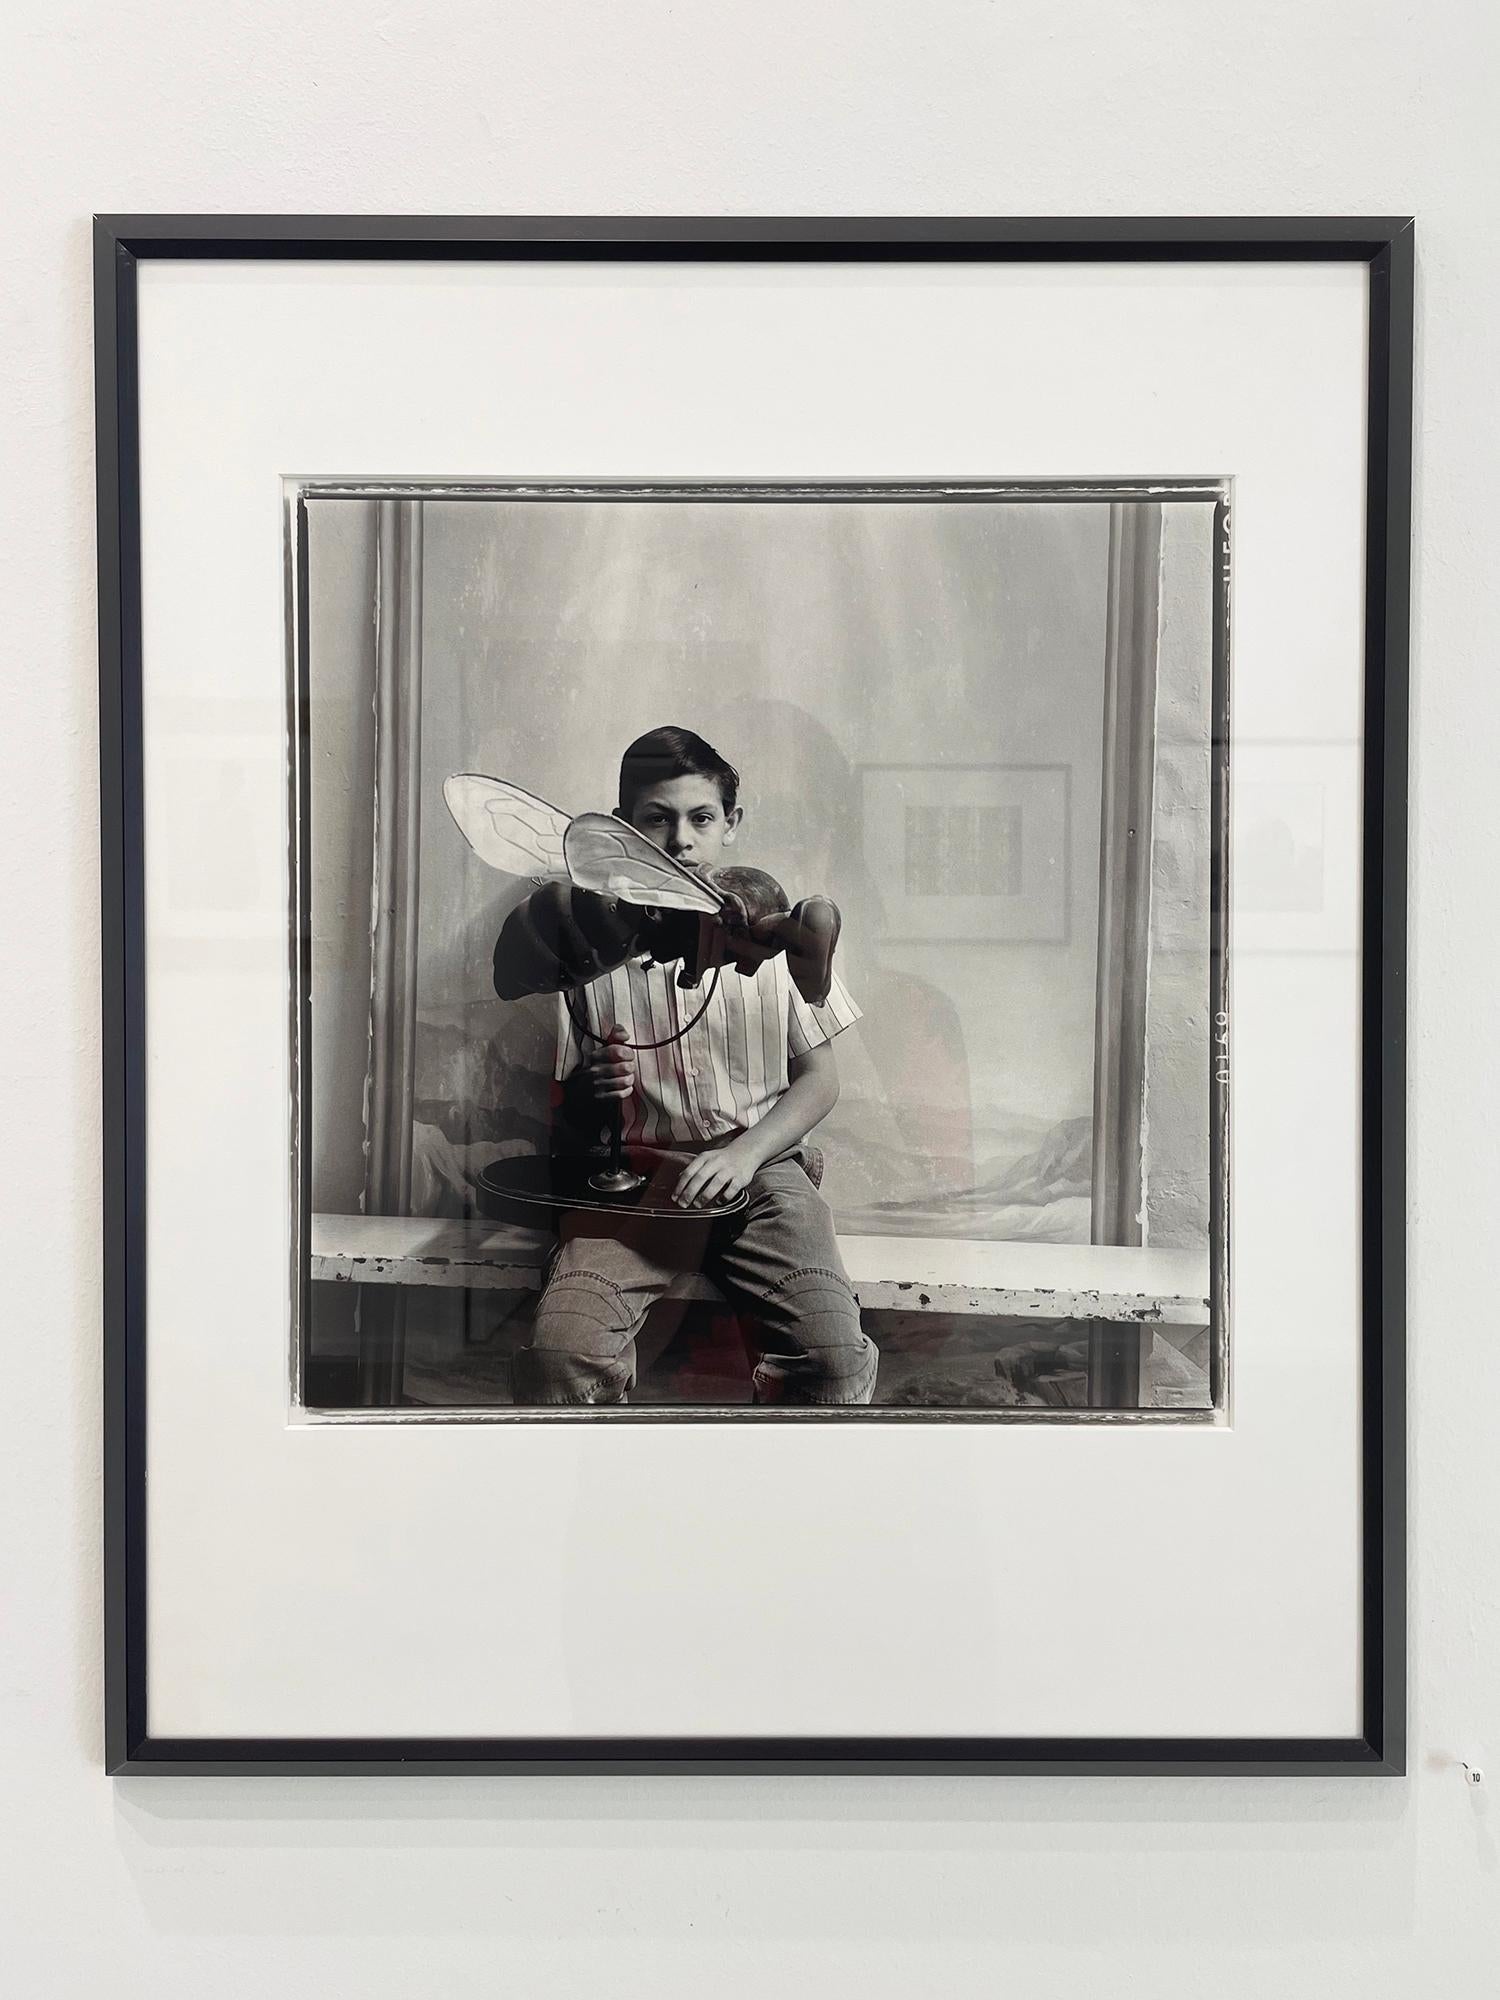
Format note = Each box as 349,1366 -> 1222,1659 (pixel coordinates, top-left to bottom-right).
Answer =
621,774 -> 741,871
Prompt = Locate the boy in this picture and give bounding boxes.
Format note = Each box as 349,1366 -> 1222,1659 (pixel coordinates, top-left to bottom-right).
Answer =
496,725 -> 878,1408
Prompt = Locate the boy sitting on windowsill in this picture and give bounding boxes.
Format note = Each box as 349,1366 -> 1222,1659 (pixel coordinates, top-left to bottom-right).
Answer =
492,725 -> 878,1408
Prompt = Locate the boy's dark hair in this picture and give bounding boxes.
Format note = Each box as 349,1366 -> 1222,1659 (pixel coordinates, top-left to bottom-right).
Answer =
617,726 -> 740,818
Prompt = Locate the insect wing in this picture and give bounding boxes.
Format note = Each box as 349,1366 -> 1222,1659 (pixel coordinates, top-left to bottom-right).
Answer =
564,813 -> 725,913
443,776 -> 571,878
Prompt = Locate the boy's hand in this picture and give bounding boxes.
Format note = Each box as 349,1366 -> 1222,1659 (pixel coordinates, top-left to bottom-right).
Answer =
586,1025 -> 634,1102
673,1136 -> 759,1209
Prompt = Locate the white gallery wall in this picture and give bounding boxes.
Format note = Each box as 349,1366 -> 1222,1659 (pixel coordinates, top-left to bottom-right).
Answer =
2,3 -> 1495,1995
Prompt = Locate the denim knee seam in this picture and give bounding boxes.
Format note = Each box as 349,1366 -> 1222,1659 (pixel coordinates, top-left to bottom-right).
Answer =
549,1267 -> 630,1307
533,1269 -> 638,1360
767,1264 -> 857,1303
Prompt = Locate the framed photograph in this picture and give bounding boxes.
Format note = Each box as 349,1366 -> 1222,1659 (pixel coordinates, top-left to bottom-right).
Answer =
98,216 -> 1410,1775
858,763 -> 1072,946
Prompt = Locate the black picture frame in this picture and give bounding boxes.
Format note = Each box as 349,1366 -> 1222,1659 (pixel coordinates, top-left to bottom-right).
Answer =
97,215 -> 1412,1778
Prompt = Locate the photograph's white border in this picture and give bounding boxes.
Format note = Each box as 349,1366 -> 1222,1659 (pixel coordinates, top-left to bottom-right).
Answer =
136,258 -> 1366,1742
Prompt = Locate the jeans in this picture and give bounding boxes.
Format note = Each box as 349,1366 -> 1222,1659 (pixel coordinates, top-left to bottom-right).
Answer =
513,1150 -> 879,1408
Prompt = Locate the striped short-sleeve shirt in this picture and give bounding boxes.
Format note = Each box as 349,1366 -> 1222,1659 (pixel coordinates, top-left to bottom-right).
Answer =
555,955 -> 862,1147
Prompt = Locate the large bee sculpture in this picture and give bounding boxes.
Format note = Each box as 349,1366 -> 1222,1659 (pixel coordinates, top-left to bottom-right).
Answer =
443,776 -> 842,1009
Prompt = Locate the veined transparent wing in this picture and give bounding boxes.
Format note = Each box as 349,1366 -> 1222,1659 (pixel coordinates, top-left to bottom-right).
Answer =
564,813 -> 726,913
443,776 -> 571,878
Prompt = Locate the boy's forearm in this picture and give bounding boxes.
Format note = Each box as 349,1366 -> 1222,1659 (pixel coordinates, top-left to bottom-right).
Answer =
739,1066 -> 838,1169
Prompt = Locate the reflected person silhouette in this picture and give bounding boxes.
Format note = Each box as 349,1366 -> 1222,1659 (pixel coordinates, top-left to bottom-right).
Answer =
713,698 -> 975,1224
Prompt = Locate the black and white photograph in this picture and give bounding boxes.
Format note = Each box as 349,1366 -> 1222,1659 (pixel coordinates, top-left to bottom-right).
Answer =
297,483 -> 1226,1416
91,215 -> 1405,1782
